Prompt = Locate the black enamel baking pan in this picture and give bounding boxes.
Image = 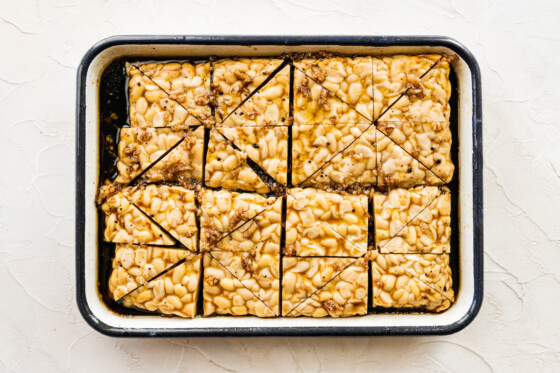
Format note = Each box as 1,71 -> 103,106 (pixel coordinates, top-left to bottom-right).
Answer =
76,35 -> 483,337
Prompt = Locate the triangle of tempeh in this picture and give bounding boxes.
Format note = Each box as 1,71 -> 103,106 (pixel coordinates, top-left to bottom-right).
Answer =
219,125 -> 288,185
213,58 -> 285,123
123,185 -> 198,251
199,189 -> 281,252
203,251 -> 279,317
369,252 -> 453,312
205,129 -> 271,193
127,63 -> 212,128
110,245 -> 201,317
101,192 -> 176,246
218,64 -> 290,127
374,186 -> 450,254
294,56 -> 373,124
286,189 -> 368,257
282,256 -> 368,317
115,127 -> 204,184
373,54 -> 442,121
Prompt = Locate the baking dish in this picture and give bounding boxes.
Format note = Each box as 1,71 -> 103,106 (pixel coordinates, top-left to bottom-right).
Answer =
76,35 -> 483,336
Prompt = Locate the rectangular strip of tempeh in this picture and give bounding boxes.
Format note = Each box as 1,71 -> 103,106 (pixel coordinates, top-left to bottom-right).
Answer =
125,185 -> 198,250
378,56 -> 451,123
370,251 -> 453,312
372,54 -> 442,120
294,57 -> 373,124
129,62 -> 213,127
377,120 -> 453,183
115,127 -> 204,184
213,58 -> 285,123
218,64 -> 290,127
374,186 -> 450,254
205,129 -> 270,193
199,189 -> 281,253
282,257 -> 368,317
286,188 -> 368,257
102,192 -> 175,245
203,251 -> 279,317
109,245 -> 201,317
219,126 -> 288,185
292,122 -> 375,187
376,129 -> 444,188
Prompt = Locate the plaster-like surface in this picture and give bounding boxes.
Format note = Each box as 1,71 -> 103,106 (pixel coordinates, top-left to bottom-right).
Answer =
1,0 -> 559,371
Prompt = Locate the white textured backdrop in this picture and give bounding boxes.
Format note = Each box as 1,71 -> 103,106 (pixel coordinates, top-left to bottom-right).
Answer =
1,0 -> 559,371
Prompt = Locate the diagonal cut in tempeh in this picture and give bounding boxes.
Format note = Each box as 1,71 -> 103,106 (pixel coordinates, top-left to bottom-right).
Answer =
203,251 -> 279,317
285,188 -> 368,257
374,186 -> 450,254
205,129 -> 272,193
369,251 -> 453,312
110,245 -> 202,317
218,64 -> 290,127
213,58 -> 288,124
122,185 -> 198,251
115,126 -> 204,185
282,256 -> 368,317
127,62 -> 213,128
199,189 -> 282,252
293,56 -> 374,125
